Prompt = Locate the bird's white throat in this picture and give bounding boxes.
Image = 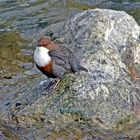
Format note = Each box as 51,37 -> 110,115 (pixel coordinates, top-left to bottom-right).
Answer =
34,46 -> 51,67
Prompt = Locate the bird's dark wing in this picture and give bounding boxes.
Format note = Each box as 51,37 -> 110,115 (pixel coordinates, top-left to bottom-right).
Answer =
48,50 -> 72,79
49,49 -> 88,73
48,50 -> 72,70
52,62 -> 71,79
48,50 -> 68,63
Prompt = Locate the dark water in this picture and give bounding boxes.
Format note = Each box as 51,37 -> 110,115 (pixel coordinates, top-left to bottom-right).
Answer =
0,0 -> 140,139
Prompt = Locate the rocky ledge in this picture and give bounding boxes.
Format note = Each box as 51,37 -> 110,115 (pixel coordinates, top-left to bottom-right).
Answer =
1,9 -> 140,139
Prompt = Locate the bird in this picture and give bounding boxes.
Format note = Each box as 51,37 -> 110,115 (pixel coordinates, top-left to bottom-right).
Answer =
34,36 -> 88,86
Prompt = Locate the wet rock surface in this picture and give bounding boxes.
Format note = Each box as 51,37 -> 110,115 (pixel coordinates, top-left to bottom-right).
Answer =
1,9 -> 140,139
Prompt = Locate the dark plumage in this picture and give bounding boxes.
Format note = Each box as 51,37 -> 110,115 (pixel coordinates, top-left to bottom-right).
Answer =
34,36 -> 88,79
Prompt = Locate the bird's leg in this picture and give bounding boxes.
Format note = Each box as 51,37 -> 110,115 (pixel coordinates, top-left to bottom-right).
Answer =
52,78 -> 61,90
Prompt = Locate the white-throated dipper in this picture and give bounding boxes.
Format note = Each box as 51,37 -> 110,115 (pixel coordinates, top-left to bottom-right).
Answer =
34,36 -> 88,81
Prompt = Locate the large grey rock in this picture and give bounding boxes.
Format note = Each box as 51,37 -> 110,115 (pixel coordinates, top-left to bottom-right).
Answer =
2,9 -> 140,139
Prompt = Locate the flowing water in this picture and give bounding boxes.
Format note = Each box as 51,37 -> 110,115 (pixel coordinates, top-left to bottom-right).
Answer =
0,0 -> 140,139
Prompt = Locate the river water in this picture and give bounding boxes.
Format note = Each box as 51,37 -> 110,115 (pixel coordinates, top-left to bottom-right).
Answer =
0,0 -> 140,139
0,0 -> 139,36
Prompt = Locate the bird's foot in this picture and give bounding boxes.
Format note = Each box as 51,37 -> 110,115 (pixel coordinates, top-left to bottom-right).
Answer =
38,78 -> 60,95
39,79 -> 48,86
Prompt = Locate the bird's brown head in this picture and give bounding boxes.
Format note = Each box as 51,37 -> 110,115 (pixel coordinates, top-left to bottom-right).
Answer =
38,36 -> 52,48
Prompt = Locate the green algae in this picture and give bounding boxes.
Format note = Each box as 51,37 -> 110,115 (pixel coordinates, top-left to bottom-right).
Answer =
0,123 -> 20,140
114,115 -> 133,131
0,32 -> 32,78
66,0 -> 96,10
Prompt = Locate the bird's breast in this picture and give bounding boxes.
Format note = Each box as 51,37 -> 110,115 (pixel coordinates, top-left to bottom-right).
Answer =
37,62 -> 53,74
34,47 -> 51,67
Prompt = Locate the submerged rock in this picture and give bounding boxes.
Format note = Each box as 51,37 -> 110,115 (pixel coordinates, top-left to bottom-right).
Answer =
1,9 -> 140,139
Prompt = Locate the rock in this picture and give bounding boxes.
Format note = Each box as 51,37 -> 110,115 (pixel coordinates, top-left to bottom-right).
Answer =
2,9 -> 140,139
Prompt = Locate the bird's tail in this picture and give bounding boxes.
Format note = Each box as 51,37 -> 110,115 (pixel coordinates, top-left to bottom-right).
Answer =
79,65 -> 88,72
